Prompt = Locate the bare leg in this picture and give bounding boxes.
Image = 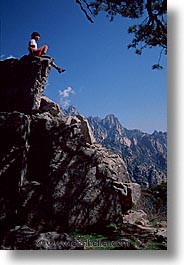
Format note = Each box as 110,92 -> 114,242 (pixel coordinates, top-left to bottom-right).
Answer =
51,60 -> 66,74
38,45 -> 48,55
38,45 -> 65,74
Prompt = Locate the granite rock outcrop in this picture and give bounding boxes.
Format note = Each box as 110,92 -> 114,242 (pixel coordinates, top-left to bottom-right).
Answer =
0,56 -> 141,249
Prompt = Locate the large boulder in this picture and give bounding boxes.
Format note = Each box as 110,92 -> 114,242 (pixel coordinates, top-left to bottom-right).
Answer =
20,112 -> 138,231
0,56 -> 141,249
0,110 -> 139,234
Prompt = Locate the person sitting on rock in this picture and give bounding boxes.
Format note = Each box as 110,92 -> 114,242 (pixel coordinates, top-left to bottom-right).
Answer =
28,32 -> 66,74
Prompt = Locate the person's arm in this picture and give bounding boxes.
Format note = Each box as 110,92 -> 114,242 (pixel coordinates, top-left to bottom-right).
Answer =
28,46 -> 35,54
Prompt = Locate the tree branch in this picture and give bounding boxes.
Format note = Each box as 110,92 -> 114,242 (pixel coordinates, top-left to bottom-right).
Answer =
146,0 -> 155,25
76,0 -> 94,23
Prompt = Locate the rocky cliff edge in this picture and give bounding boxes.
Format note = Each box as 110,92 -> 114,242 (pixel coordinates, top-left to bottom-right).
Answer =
0,56 -> 141,249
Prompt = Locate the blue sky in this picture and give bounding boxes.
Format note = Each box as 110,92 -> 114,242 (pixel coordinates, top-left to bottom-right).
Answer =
0,0 -> 167,133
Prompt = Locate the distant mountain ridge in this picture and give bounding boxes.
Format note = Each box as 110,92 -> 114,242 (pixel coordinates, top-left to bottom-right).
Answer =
88,114 -> 167,188
67,107 -> 167,188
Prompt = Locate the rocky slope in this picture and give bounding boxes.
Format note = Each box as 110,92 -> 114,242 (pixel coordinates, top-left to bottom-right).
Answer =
0,56 -> 146,249
87,114 -> 167,188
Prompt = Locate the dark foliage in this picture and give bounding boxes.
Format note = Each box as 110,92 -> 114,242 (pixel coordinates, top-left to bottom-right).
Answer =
76,0 -> 167,68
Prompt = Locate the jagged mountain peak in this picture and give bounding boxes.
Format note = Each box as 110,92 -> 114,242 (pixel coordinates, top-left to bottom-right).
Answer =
104,113 -> 116,121
87,114 -> 167,189
102,114 -> 122,127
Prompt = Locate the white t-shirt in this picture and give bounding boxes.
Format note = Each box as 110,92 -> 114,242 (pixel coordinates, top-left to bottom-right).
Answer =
29,39 -> 38,50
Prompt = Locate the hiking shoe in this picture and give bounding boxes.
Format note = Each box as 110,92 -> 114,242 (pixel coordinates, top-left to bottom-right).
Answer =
57,68 -> 66,74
